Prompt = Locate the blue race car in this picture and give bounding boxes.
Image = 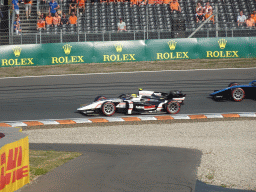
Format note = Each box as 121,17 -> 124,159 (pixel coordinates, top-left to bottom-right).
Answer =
210,80 -> 256,101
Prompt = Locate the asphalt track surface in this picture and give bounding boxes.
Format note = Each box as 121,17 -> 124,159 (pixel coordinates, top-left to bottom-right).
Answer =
3,68 -> 256,192
21,143 -> 202,192
0,68 -> 256,122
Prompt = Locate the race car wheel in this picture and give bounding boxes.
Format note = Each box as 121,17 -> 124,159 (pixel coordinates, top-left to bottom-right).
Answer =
231,88 -> 245,102
228,82 -> 239,87
94,96 -> 107,102
101,101 -> 116,116
166,101 -> 180,114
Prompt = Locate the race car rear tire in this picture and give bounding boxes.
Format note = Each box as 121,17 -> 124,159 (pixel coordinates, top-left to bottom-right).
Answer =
228,82 -> 239,87
94,96 -> 107,102
166,101 -> 180,114
231,88 -> 245,102
101,101 -> 116,116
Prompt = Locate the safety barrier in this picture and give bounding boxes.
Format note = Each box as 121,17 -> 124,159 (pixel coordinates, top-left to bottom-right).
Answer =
0,37 -> 255,67
0,127 -> 29,192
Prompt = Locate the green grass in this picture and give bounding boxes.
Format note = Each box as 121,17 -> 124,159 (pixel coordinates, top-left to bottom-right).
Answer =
0,58 -> 256,78
29,150 -> 82,181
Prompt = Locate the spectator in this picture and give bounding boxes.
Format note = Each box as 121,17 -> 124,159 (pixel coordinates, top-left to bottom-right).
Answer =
170,0 -> 181,13
117,18 -> 127,32
237,11 -> 247,27
45,12 -> 53,26
77,0 -> 85,15
205,6 -> 214,24
53,12 -> 61,26
246,15 -> 255,28
195,8 -> 204,23
61,12 -> 69,25
49,0 -> 60,15
37,18 -> 46,30
140,0 -> 146,5
251,11 -> 256,23
130,0 -> 137,6
196,2 -> 202,14
204,1 -> 212,15
40,13 -> 45,20
156,0 -> 163,5
147,0 -> 155,5
69,0 -> 76,15
69,11 -> 77,26
13,17 -> 21,35
23,0 -> 32,20
12,0 -> 19,17
163,0 -> 171,5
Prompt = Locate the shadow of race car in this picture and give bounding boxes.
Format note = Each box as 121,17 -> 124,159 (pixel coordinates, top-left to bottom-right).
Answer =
210,80 -> 256,101
77,89 -> 186,116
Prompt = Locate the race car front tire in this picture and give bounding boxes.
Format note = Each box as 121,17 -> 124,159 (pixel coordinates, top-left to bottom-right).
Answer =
166,101 -> 180,114
231,88 -> 245,102
101,101 -> 116,116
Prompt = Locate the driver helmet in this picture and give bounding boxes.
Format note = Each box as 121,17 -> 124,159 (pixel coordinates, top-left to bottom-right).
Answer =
131,94 -> 137,98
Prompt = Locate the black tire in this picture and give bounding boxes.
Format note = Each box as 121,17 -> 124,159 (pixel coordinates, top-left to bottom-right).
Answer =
231,88 -> 245,102
228,82 -> 239,87
94,96 -> 107,102
101,101 -> 116,116
166,101 -> 180,114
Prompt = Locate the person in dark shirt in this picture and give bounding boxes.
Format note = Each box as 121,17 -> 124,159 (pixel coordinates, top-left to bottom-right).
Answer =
13,17 -> 22,35
39,13 -> 45,20
195,8 -> 205,23
61,12 -> 69,25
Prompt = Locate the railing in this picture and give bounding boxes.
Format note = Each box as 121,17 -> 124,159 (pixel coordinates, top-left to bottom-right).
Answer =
10,28 -> 256,45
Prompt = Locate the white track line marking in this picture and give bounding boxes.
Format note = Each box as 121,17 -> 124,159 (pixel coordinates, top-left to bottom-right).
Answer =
1,67 -> 256,80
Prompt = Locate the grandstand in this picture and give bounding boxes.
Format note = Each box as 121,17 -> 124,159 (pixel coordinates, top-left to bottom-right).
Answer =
2,0 -> 256,45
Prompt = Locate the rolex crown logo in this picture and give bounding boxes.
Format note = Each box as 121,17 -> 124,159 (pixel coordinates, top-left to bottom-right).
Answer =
115,43 -> 123,53
13,46 -> 22,57
218,39 -> 227,49
63,44 -> 72,55
168,40 -> 177,51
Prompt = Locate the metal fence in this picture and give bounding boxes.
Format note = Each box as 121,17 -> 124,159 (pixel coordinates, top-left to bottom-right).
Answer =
10,28 -> 256,45
5,0 -> 256,45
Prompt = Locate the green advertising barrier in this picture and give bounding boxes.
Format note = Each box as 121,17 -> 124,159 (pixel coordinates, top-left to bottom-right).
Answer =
197,37 -> 252,59
146,38 -> 199,60
248,37 -> 256,58
1,44 -> 43,67
0,37 -> 255,67
44,42 -> 94,65
93,40 -> 146,63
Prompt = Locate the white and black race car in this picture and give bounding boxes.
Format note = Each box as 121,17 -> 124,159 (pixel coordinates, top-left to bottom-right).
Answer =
77,89 -> 186,116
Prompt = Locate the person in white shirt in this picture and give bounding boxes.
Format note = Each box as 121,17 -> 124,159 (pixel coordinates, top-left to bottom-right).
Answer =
204,1 -> 212,14
117,18 -> 127,32
237,11 -> 247,27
